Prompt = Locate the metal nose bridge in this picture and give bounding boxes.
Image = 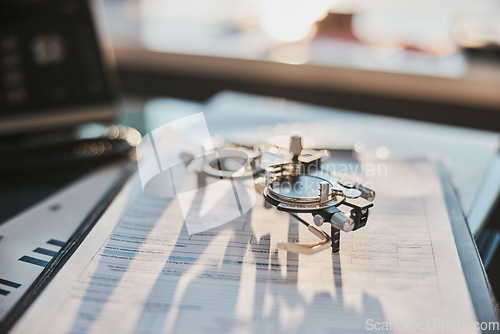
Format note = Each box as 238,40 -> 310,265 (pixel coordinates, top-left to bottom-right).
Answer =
277,213 -> 332,255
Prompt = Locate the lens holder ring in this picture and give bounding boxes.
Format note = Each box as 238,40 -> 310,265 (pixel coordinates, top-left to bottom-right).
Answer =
264,162 -> 345,212
200,148 -> 263,179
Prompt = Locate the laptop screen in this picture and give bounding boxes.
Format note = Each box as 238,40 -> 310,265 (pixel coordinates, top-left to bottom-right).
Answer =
0,0 -> 118,135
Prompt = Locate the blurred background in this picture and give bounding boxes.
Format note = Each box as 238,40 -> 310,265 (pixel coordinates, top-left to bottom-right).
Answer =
102,0 -> 500,130
2,0 -> 500,131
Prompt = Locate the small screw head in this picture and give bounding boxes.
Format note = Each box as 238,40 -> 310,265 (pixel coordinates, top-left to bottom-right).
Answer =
313,214 -> 324,226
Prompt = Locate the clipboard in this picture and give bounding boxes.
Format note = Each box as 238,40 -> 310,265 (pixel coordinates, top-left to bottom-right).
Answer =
437,163 -> 499,328
0,164 -> 135,333
1,161 -> 498,333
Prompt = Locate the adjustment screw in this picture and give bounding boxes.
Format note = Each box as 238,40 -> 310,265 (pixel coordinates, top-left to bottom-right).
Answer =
331,212 -> 354,232
319,181 -> 330,202
313,214 -> 324,226
289,136 -> 303,159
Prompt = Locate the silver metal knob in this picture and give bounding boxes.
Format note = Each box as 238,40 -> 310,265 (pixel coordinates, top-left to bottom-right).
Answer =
313,214 -> 324,226
330,212 -> 354,232
355,183 -> 375,201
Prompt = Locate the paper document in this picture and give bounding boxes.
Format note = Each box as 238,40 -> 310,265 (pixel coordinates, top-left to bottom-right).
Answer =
11,160 -> 479,333
0,164 -> 126,322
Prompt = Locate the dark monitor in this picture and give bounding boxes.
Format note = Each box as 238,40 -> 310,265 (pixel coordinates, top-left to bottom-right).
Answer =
0,0 -> 118,136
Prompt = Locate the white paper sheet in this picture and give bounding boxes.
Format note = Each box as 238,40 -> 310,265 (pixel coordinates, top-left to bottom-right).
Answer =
11,159 -> 480,333
0,164 -> 126,322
